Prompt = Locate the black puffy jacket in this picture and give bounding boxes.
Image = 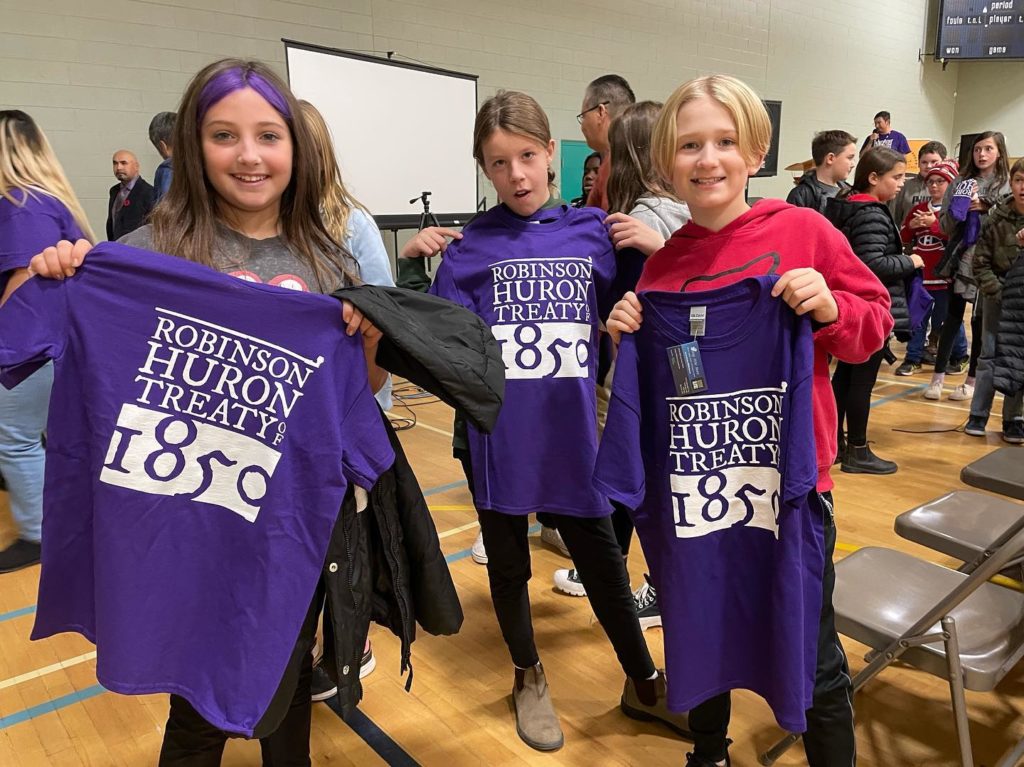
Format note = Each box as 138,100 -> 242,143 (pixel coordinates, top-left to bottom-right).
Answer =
318,285 -> 504,715
995,255 -> 1024,397
825,196 -> 917,336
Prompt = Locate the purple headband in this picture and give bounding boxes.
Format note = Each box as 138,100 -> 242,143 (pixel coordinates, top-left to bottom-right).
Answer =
196,66 -> 292,124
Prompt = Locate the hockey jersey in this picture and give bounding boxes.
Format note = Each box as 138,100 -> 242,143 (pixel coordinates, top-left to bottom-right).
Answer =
594,276 -> 824,732
0,244 -> 394,735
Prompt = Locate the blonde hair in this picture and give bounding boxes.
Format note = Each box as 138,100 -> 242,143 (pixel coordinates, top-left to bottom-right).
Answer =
298,100 -> 369,245
0,110 -> 96,242
472,90 -> 556,188
651,75 -> 771,186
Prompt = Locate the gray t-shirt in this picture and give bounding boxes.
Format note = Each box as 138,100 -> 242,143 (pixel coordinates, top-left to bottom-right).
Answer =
629,195 -> 691,240
119,224 -> 342,294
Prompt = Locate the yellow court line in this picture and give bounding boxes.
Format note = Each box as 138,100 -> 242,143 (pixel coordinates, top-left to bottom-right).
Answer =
410,421 -> 454,438
429,505 -> 474,512
436,520 -> 480,539
0,651 -> 97,691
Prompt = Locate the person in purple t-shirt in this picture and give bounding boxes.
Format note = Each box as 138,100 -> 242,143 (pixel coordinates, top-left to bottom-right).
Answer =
401,90 -> 687,752
0,110 -> 95,573
19,59 -> 392,766
860,110 -> 912,157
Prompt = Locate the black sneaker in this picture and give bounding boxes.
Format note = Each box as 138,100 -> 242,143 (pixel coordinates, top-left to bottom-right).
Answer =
311,661 -> 338,702
922,349 -> 937,366
633,574 -> 661,630
359,644 -> 376,679
685,741 -> 732,766
895,359 -> 921,376
1002,421 -> 1024,444
0,539 -> 41,574
947,357 -> 969,375
964,416 -> 987,437
842,444 -> 897,475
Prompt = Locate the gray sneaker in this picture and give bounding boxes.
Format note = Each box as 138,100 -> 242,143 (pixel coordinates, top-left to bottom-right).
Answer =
512,663 -> 564,751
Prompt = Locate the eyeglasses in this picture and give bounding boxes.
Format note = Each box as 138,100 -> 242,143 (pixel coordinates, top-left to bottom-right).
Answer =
576,102 -> 609,125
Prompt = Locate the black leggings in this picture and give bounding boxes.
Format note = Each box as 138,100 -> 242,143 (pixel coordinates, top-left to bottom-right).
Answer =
539,504 -> 634,557
157,585 -> 323,767
459,452 -> 654,679
934,287 -> 982,377
832,348 -> 885,446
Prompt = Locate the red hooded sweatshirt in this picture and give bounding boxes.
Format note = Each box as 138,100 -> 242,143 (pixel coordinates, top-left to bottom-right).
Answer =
637,199 -> 893,492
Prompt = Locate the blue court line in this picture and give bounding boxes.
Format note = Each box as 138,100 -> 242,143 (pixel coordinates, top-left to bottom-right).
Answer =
870,383 -> 928,408
325,701 -> 420,767
0,684 -> 105,730
0,604 -> 36,624
423,479 -> 467,497
445,523 -> 541,564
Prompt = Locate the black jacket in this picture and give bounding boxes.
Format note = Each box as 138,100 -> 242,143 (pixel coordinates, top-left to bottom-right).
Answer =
825,196 -> 917,336
320,285 -> 504,714
106,177 -> 156,241
786,171 -> 848,214
995,255 -> 1024,397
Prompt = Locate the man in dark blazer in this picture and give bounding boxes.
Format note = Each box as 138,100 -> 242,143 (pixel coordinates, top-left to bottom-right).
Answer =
106,150 -> 156,241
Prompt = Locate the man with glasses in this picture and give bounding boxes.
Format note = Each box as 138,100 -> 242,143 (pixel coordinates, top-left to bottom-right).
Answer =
577,74 -> 635,211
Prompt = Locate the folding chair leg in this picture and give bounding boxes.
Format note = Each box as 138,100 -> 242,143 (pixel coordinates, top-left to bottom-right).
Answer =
942,616 -> 974,767
757,732 -> 800,765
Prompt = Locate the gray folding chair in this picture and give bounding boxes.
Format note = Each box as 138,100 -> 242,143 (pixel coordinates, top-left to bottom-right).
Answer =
894,491 -> 1024,579
961,447 -> 1024,501
759,516 -> 1024,767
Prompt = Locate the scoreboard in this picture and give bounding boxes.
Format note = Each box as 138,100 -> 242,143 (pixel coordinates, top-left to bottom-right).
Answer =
937,0 -> 1024,59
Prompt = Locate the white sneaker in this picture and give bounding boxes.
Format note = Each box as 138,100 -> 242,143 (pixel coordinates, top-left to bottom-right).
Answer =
924,380 -> 943,400
949,383 -> 975,401
553,568 -> 587,597
540,526 -> 571,558
471,531 -> 487,565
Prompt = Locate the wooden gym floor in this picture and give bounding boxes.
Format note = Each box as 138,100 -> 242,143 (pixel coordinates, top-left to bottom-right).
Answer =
1,355 -> 1022,767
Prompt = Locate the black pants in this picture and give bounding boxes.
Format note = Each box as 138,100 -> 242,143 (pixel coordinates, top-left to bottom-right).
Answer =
688,492 -> 855,766
832,348 -> 885,445
157,585 -> 323,767
459,451 -> 654,679
934,288 -> 982,377
539,503 -> 634,558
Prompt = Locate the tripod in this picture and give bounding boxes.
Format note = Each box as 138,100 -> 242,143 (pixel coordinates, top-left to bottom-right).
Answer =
410,191 -> 441,231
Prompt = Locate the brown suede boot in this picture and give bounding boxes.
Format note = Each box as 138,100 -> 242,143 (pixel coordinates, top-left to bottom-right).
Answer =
621,670 -> 693,738
512,663 -> 564,751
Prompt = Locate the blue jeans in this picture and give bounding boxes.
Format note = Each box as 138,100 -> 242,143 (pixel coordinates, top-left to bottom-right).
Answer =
971,295 -> 1023,423
0,363 -> 52,543
908,289 -> 967,363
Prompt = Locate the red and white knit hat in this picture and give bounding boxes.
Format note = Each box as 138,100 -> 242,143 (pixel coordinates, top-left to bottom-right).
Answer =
926,159 -> 959,184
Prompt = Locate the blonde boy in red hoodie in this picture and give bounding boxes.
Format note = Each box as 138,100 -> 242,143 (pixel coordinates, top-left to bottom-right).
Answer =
608,75 -> 892,767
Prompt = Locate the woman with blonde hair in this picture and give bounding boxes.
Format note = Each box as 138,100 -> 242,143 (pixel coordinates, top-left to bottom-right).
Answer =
0,110 -> 94,572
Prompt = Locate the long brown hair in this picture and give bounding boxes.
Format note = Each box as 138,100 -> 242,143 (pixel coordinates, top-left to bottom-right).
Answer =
0,110 -> 96,242
606,101 -> 677,215
472,90 -> 556,190
962,131 -> 1010,185
298,100 -> 369,249
150,59 -> 356,291
845,146 -> 905,197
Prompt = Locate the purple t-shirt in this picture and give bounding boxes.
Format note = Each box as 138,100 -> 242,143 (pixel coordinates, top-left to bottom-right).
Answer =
0,189 -> 85,290
594,277 -> 823,732
874,130 -> 911,155
0,243 -> 394,736
430,203 -> 616,516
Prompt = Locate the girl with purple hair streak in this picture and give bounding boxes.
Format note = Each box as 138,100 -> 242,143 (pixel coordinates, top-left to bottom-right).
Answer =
24,58 -> 385,766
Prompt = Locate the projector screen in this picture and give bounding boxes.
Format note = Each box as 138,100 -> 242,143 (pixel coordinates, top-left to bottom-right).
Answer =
284,40 -> 479,228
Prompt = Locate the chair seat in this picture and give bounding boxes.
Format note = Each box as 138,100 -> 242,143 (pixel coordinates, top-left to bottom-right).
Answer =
834,547 -> 1024,691
894,491 -> 1024,566
961,447 -> 1024,501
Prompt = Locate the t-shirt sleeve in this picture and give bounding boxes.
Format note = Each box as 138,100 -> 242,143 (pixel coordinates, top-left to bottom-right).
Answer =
781,319 -> 818,502
346,209 -> 396,288
0,202 -> 80,276
593,334 -> 646,509
0,275 -> 68,387
338,345 -> 395,489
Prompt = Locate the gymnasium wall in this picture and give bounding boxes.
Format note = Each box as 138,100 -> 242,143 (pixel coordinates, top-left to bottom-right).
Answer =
1,0 -> 1016,238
